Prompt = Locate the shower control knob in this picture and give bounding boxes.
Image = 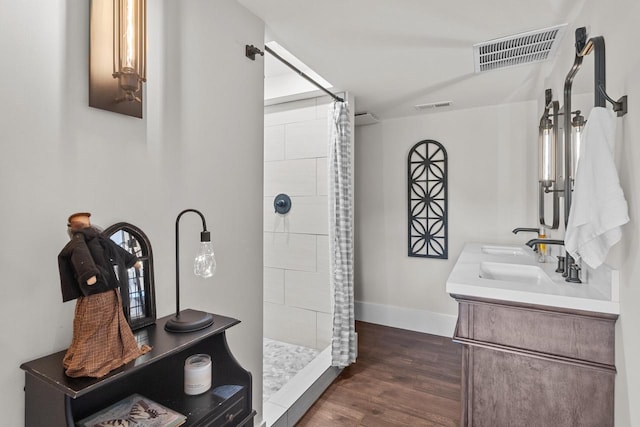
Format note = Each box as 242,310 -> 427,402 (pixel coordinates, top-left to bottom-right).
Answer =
273,193 -> 292,214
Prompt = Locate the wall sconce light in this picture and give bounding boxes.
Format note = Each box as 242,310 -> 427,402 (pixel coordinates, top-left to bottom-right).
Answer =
165,209 -> 217,333
538,116 -> 556,189
89,0 -> 146,118
537,89 -> 560,230
570,111 -> 585,180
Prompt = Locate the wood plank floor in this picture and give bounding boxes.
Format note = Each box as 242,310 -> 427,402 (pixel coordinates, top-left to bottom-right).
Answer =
296,321 -> 462,427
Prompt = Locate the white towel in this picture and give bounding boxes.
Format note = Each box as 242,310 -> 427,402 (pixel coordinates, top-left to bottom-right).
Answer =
565,107 -> 629,269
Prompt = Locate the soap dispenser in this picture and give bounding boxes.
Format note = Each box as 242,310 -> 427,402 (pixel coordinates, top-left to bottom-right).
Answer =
537,227 -> 548,263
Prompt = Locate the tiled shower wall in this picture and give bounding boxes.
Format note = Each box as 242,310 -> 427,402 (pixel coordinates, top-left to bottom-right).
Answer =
263,96 -> 333,350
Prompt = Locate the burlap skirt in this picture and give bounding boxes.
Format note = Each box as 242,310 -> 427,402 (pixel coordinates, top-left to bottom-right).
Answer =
63,289 -> 150,378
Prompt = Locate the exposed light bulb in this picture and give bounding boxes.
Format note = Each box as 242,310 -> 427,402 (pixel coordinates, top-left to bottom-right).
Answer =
194,235 -> 216,278
538,117 -> 555,188
123,0 -> 136,69
113,0 -> 146,102
571,112 -> 585,179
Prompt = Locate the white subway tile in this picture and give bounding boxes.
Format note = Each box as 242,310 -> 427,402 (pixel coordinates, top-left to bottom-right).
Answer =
285,196 -> 328,235
264,159 -> 317,197
316,158 -> 328,196
316,97 -> 334,119
264,125 -> 285,161
284,120 -> 329,160
285,270 -> 331,313
264,99 -> 316,126
264,197 -> 285,232
316,312 -> 333,350
316,235 -> 329,272
264,267 -> 285,304
264,232 -> 317,271
264,302 -> 317,348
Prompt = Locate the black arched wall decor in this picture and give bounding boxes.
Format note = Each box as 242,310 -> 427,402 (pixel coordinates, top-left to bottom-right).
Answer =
408,140 -> 448,259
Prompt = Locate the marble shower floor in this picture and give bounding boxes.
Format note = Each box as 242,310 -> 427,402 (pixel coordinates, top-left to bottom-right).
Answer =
263,338 -> 320,403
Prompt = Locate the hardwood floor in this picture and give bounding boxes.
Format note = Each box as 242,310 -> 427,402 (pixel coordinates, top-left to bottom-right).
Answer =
296,321 -> 462,426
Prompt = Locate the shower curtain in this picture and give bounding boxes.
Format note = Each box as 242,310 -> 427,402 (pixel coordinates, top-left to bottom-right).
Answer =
329,100 -> 356,368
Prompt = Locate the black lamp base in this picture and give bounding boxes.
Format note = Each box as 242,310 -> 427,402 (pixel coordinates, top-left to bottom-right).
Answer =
165,309 -> 214,333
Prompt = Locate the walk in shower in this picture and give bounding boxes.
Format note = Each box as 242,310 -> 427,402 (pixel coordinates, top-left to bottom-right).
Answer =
255,37 -> 355,423
262,95 -> 334,425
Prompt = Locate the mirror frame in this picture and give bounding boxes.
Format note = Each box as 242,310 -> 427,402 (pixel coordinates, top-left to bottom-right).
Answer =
103,222 -> 157,330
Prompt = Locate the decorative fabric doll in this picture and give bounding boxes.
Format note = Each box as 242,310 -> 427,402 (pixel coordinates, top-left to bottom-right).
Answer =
57,212 -> 150,378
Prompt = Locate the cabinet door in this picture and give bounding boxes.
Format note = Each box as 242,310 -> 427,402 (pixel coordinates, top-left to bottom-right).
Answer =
466,347 -> 614,427
192,392 -> 246,427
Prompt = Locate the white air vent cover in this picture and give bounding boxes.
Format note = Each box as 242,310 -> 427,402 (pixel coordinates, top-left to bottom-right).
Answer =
473,24 -> 567,73
414,101 -> 452,110
355,112 -> 379,126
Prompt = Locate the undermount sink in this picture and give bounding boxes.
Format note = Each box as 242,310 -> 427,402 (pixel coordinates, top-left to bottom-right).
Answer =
479,261 -> 553,286
446,242 -> 620,314
481,245 -> 528,256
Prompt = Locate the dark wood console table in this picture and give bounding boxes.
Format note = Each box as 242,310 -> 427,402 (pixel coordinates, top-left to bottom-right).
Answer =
21,310 -> 255,427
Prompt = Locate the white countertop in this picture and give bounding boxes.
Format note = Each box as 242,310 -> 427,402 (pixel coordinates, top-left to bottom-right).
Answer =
445,242 -> 620,314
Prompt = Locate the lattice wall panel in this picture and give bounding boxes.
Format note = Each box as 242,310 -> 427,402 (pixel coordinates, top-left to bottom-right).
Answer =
408,140 -> 448,259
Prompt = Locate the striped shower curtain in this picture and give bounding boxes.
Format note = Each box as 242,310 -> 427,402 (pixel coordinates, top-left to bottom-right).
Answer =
329,100 -> 356,368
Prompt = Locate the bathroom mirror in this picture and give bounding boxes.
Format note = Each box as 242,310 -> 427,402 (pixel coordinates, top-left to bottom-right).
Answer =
103,222 -> 157,330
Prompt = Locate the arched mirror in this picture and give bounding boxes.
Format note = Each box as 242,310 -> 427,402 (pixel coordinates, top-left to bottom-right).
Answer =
103,222 -> 156,330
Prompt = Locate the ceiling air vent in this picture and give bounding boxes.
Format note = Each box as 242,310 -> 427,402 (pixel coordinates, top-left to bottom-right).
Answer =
355,112 -> 379,126
473,24 -> 567,73
414,101 -> 452,111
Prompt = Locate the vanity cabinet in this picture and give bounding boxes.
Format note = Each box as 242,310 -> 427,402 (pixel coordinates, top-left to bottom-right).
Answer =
452,295 -> 617,427
21,310 -> 255,427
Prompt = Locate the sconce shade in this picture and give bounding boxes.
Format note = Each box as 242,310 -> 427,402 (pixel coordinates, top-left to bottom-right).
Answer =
89,0 -> 146,118
571,112 -> 585,179
113,0 -> 146,102
538,117 -> 556,187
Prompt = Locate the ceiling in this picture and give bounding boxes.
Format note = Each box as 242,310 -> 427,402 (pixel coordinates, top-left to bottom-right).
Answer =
238,0 -> 587,120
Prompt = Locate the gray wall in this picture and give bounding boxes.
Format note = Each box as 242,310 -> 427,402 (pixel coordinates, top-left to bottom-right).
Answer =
354,101 -> 539,335
354,1 -> 640,424
540,1 -> 640,425
0,0 -> 266,424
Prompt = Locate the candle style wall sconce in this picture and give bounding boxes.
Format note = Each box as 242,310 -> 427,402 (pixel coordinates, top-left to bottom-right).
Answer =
538,88 -> 561,230
89,0 -> 147,118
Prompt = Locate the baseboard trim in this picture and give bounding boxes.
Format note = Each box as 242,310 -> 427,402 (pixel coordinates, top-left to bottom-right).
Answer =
355,301 -> 457,337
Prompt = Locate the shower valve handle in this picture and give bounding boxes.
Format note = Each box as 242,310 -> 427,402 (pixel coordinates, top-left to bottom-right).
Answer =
273,194 -> 292,214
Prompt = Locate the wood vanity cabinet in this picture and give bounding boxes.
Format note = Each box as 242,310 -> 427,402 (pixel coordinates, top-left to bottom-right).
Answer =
452,295 -> 617,427
21,310 -> 255,427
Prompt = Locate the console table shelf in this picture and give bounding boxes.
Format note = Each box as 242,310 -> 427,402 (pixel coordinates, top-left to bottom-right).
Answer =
21,310 -> 255,427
